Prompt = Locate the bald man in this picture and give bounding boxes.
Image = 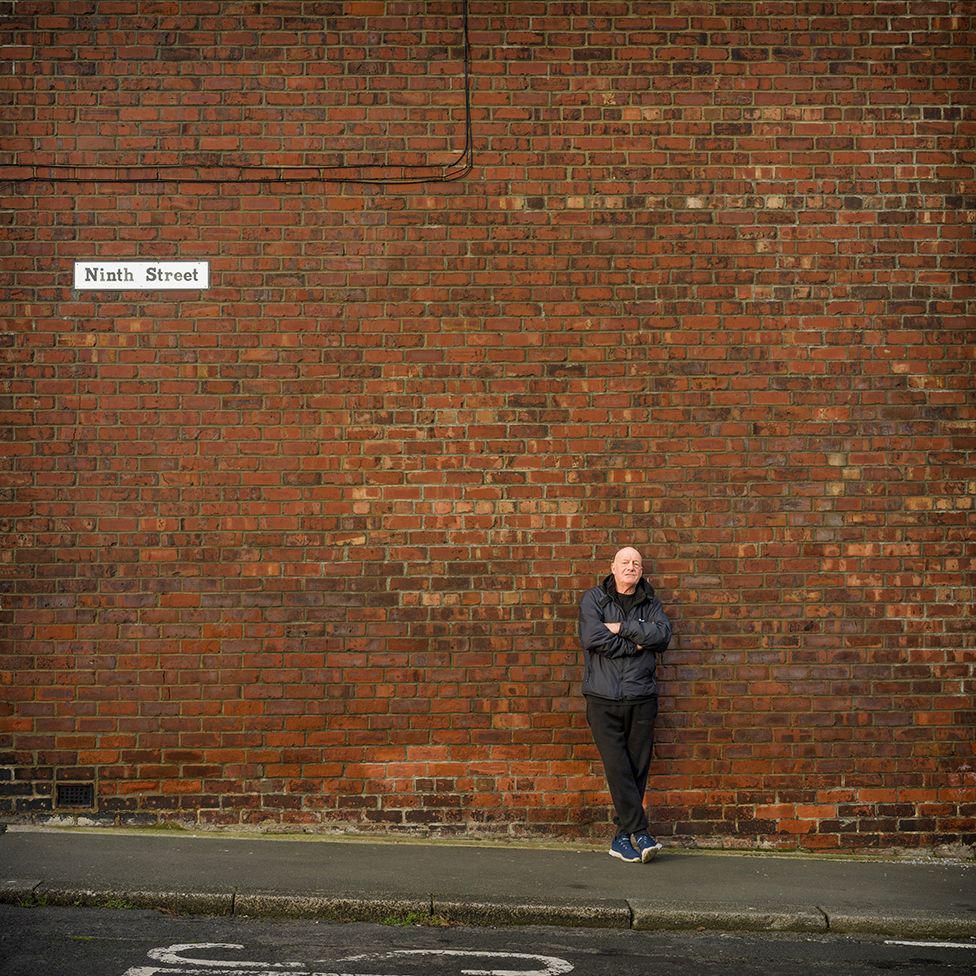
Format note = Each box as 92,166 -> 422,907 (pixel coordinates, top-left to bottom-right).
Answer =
578,547 -> 672,863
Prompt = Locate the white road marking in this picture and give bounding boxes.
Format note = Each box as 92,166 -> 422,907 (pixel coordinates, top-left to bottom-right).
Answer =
335,949 -> 574,976
884,940 -> 976,950
149,944 -> 303,968
124,945 -> 575,976
124,970 -> 305,976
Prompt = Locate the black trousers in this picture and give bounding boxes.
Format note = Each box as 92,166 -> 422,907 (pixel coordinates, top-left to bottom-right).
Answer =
586,695 -> 658,837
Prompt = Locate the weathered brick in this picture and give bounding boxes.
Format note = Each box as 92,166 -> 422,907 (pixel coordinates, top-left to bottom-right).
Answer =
1,1 -> 972,851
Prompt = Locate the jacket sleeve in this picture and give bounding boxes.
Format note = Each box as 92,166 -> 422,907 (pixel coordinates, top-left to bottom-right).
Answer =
617,595 -> 672,652
578,588 -> 642,659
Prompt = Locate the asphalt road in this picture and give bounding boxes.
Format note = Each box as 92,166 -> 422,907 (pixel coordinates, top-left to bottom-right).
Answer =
2,905 -> 976,976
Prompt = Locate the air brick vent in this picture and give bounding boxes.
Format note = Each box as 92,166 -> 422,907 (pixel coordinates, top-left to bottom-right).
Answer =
55,783 -> 95,809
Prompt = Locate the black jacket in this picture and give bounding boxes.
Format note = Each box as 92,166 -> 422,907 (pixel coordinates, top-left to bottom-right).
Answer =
578,574 -> 672,700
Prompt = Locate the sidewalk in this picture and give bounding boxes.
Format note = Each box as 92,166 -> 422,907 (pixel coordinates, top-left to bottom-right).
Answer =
1,825 -> 974,939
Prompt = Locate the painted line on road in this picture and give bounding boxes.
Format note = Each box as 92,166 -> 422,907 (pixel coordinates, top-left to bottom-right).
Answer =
336,949 -> 574,976
149,943 -> 303,967
123,944 -> 575,976
884,940 -> 976,950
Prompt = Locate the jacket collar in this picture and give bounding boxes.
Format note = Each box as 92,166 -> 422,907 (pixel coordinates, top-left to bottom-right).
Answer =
599,573 -> 654,607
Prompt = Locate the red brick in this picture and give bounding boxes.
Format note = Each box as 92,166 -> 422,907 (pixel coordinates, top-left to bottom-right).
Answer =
2,2 -> 973,851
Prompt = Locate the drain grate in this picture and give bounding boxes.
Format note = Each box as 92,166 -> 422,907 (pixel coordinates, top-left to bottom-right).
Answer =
55,783 -> 95,809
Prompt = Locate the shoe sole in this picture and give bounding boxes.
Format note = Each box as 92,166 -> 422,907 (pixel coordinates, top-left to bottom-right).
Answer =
608,849 -> 642,863
640,844 -> 663,863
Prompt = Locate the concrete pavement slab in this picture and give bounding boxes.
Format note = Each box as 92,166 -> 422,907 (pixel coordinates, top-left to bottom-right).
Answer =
235,893 -> 430,922
825,910 -> 976,938
0,879 -> 42,905
431,896 -> 632,928
31,884 -> 234,916
628,900 -> 828,933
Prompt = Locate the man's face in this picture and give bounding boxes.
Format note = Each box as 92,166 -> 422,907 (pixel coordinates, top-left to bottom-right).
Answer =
611,548 -> 643,593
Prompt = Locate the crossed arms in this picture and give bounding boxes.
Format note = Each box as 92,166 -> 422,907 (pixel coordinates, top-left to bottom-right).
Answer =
578,589 -> 672,660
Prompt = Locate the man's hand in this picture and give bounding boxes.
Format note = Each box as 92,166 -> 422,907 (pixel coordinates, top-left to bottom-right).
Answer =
604,621 -> 644,650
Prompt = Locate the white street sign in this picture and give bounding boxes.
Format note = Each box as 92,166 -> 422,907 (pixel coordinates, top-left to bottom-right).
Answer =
74,261 -> 209,290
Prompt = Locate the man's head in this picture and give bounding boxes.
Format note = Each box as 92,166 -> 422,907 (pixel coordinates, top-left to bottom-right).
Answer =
611,546 -> 643,594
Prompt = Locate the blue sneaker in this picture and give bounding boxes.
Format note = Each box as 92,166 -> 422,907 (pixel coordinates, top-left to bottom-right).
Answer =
633,833 -> 663,862
609,834 -> 642,863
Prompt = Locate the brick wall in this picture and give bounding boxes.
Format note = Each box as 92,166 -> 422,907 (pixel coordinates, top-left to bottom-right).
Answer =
2,1 -> 974,851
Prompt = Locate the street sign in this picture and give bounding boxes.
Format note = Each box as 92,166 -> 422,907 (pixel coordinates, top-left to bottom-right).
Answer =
74,261 -> 210,290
